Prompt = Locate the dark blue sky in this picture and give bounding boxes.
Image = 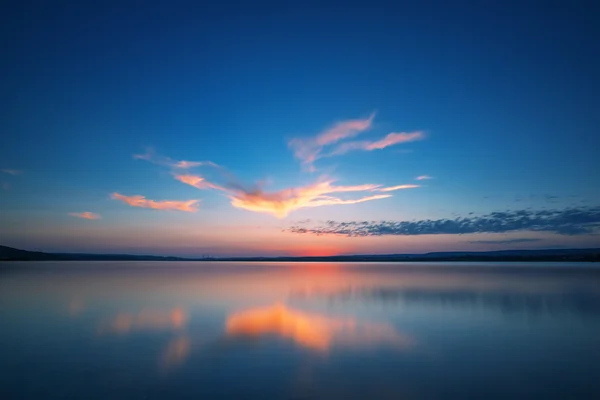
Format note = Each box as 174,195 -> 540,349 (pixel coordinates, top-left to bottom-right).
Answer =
2,0 -> 599,255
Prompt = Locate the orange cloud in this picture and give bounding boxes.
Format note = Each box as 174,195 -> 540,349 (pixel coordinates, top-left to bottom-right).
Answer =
227,180 -> 391,218
111,192 -> 199,212
416,175 -> 433,180
376,184 -> 420,192
174,174 -> 226,191
331,131 -> 424,155
226,303 -> 413,352
102,308 -> 187,334
69,211 -> 101,220
174,173 -> 421,217
288,114 -> 375,166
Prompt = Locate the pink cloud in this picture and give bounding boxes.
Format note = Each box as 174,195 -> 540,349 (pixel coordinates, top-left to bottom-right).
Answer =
134,148 -> 219,170
331,131 -> 425,155
111,192 -> 199,212
288,114 -> 375,166
415,175 -> 433,180
174,174 -> 226,191
69,212 -> 101,220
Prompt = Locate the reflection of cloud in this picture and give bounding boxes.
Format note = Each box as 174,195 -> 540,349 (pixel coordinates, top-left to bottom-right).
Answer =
160,335 -> 191,370
111,192 -> 199,212
226,303 -> 412,352
101,308 -> 187,334
69,211 -> 101,220
288,206 -> 600,236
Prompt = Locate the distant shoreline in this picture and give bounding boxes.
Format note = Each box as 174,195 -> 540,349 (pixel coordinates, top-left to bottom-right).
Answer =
1,245 -> 599,262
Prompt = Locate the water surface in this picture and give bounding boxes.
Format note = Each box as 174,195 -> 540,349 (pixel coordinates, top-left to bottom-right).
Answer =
1,262 -> 600,399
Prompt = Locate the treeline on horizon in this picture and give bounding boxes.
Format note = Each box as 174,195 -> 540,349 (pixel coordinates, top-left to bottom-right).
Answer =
1,245 -> 599,262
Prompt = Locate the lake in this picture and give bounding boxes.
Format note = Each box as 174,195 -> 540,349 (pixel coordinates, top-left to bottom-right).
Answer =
1,262 -> 600,399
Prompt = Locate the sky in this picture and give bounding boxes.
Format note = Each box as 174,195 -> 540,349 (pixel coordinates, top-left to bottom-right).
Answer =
1,0 -> 599,256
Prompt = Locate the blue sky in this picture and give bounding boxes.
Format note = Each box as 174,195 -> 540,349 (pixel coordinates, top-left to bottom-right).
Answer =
1,0 -> 599,256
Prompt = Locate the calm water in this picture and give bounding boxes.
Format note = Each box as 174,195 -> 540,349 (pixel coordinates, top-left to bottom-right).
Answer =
1,262 -> 600,399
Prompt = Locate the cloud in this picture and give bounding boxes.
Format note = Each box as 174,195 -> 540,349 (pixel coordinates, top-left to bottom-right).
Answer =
173,174 -> 226,191
111,192 -> 199,212
1,169 -> 22,175
288,114 -> 375,166
228,186 -> 390,218
287,205 -> 600,236
69,212 -> 101,220
175,174 -> 395,218
376,184 -> 420,192
469,238 -> 543,244
330,131 -> 424,156
416,175 -> 433,180
134,148 -> 219,170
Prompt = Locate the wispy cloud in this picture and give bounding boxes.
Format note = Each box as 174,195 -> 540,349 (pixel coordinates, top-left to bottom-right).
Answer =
288,206 -> 600,236
1,169 -> 22,175
376,184 -> 420,192
173,174 -> 226,191
111,193 -> 199,212
329,131 -> 424,156
415,175 -> 433,180
175,174 -> 394,218
134,148 -> 219,170
69,212 -> 101,220
288,114 -> 375,167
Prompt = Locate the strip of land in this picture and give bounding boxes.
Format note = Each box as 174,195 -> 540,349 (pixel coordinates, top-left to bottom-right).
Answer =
1,245 -> 599,262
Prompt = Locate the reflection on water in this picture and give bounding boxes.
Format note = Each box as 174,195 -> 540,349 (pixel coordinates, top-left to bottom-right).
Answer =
1,261 -> 599,399
290,286 -> 600,316
160,335 -> 192,370
100,308 -> 187,334
226,303 -> 413,352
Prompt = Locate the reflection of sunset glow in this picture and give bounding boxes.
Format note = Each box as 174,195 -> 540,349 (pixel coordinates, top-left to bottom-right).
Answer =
68,299 -> 84,316
102,308 -> 187,334
160,336 -> 191,370
226,303 -> 412,352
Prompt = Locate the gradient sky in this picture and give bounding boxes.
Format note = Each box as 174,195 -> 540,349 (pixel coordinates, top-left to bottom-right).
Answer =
2,0 -> 599,256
